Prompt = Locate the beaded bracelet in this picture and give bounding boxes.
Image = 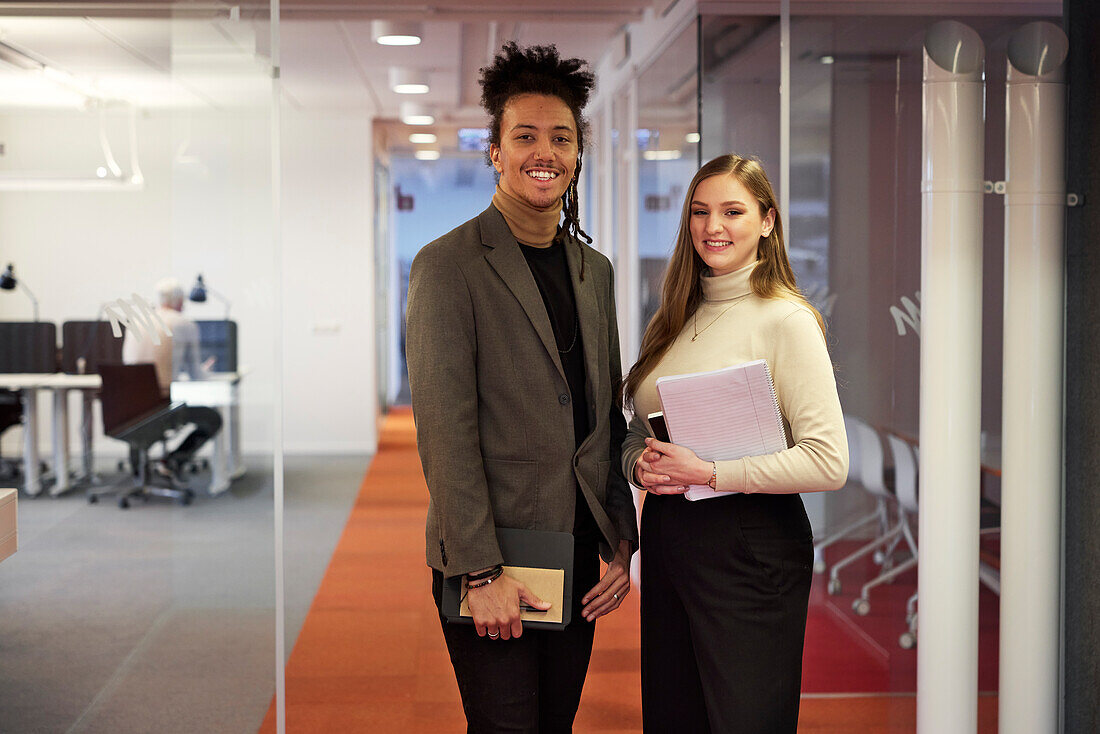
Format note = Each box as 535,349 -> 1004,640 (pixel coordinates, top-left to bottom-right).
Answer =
708,462 -> 717,489
466,566 -> 504,589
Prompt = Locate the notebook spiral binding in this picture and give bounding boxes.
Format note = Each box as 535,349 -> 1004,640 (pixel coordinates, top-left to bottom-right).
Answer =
762,362 -> 787,443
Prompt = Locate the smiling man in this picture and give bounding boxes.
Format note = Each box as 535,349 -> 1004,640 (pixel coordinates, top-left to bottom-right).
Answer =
405,42 -> 638,732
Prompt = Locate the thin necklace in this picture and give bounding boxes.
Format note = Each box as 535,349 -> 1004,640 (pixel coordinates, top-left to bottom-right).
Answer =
558,313 -> 579,354
692,295 -> 750,342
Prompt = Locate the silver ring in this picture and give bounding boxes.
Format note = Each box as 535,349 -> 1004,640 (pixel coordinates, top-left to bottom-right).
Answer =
487,631 -> 499,639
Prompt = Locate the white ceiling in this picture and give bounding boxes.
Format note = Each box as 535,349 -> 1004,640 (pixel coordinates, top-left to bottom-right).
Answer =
0,2 -> 656,118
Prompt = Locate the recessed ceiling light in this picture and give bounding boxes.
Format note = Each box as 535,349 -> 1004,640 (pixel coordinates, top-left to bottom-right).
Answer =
390,68 -> 430,95
400,101 -> 435,125
642,150 -> 682,161
685,132 -> 701,144
819,55 -> 835,65
415,150 -> 441,161
371,21 -> 422,46
409,133 -> 438,144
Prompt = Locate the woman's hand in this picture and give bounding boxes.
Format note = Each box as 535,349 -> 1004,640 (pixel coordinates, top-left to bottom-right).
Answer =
633,447 -> 688,495
642,437 -> 713,488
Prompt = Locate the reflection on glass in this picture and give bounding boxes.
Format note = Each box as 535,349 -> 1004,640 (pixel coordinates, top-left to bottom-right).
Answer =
0,9 -> 277,731
636,22 -> 699,347
390,154 -> 498,402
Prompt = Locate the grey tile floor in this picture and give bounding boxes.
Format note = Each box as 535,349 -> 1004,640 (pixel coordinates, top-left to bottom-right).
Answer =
0,454 -> 368,734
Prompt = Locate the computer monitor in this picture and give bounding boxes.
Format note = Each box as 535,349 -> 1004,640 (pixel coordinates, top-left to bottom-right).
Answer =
196,320 -> 238,372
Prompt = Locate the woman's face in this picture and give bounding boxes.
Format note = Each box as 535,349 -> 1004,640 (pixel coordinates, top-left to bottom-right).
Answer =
689,174 -> 775,277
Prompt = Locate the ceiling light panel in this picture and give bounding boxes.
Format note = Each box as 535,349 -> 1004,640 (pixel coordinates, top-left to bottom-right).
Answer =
371,21 -> 422,46
408,132 -> 437,144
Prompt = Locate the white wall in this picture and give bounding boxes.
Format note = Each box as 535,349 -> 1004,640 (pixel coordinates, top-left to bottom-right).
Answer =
0,104 -> 379,459
280,110 -> 377,454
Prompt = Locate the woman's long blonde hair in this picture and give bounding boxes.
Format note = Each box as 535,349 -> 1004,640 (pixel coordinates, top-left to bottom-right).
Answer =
622,154 -> 825,406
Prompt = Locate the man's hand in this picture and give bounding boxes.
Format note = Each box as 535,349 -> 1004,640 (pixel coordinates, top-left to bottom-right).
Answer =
466,573 -> 550,640
581,540 -> 632,622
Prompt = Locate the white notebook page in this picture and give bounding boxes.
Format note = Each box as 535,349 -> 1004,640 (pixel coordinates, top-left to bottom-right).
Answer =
655,359 -> 787,501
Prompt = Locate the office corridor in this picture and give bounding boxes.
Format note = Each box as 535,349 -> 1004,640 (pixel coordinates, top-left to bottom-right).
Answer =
261,408 -> 998,732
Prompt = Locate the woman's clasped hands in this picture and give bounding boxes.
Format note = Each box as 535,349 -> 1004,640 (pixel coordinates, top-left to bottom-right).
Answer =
633,437 -> 714,494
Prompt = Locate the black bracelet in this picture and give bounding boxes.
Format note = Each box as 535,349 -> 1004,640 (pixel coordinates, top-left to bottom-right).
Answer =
466,566 -> 504,589
466,565 -> 503,582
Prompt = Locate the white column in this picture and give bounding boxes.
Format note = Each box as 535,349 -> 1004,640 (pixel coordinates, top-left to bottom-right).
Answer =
1000,21 -> 1068,734
918,21 -> 985,734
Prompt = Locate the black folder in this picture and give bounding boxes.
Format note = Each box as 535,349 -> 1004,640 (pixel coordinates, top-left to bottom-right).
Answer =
442,527 -> 574,631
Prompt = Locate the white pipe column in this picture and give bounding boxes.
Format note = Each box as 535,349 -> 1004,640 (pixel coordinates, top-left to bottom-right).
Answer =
918,21 -> 985,734
1000,21 -> 1068,734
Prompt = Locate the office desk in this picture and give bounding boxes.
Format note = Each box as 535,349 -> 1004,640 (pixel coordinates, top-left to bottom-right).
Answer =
0,370 -> 246,498
170,371 -> 246,496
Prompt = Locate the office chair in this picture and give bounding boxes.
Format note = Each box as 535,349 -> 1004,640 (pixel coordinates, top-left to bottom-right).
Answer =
826,417 -> 907,596
849,434 -> 920,616
0,390 -> 22,481
87,363 -> 194,509
812,414 -> 890,573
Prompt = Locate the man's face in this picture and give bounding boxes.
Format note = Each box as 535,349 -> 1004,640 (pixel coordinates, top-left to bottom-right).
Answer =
489,93 -> 578,209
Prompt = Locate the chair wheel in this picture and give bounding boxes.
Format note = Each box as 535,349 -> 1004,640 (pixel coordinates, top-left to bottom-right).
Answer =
852,598 -> 870,615
899,632 -> 916,649
873,550 -> 886,564
180,490 -> 194,506
201,459 -> 210,470
118,497 -> 130,509
813,559 -> 826,574
190,464 -> 199,475
118,460 -> 126,472
88,494 -> 98,504
827,578 -> 841,595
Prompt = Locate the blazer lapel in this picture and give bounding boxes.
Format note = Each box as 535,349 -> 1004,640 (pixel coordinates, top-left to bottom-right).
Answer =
479,205 -> 566,381
564,235 -> 601,422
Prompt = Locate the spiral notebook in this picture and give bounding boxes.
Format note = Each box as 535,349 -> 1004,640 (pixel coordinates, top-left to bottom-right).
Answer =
655,359 -> 788,501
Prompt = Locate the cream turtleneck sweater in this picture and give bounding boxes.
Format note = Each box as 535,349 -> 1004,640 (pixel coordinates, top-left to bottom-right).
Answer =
622,261 -> 849,494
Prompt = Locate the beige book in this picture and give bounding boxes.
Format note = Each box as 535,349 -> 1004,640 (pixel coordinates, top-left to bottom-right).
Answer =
460,565 -> 565,624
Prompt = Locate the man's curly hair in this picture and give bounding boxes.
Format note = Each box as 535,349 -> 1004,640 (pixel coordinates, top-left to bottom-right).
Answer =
479,41 -> 595,246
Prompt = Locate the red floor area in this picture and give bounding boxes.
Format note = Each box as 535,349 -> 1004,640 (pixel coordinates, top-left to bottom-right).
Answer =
804,541 -> 1001,694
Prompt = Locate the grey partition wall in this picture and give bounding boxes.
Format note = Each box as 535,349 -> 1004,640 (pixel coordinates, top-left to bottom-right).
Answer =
0,322 -> 57,373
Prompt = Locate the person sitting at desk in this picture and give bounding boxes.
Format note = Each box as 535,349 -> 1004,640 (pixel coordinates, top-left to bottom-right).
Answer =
122,277 -> 222,478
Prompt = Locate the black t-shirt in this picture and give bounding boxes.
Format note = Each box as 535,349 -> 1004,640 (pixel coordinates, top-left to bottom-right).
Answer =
519,237 -> 600,544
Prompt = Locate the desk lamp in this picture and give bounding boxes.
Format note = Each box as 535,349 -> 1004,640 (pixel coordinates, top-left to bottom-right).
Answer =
188,274 -> 231,320
0,263 -> 39,322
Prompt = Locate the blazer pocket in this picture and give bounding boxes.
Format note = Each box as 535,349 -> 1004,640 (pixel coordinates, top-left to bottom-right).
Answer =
483,458 -> 538,529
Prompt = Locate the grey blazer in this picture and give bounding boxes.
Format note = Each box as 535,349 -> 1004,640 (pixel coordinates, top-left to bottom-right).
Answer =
406,204 -> 638,578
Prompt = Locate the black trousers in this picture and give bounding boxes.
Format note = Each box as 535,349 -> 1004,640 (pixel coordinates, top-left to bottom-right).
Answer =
130,405 -> 223,473
640,492 -> 813,734
431,541 -> 600,734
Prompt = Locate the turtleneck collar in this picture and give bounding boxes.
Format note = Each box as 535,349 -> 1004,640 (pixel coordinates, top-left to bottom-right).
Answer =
701,260 -> 756,302
492,184 -> 563,247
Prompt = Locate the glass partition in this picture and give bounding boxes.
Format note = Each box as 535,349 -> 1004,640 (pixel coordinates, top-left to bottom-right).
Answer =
0,6 -> 278,732
635,22 -> 700,349
695,7 -> 1060,722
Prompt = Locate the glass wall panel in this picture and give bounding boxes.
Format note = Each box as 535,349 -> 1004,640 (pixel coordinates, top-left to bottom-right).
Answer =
767,7 -> 1057,718
0,7 -> 278,732
636,22 -> 699,349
